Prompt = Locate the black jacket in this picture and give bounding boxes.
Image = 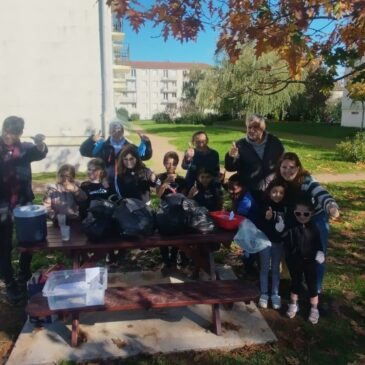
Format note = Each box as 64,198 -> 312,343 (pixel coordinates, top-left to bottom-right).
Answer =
284,221 -> 322,260
224,133 -> 284,193
0,139 -> 48,208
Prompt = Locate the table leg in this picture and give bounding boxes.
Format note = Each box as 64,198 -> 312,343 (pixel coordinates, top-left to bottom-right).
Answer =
71,312 -> 80,347
208,248 -> 216,280
73,252 -> 80,269
212,303 -> 222,335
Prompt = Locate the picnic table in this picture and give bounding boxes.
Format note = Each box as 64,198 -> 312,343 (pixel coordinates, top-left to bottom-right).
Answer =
22,222 -> 259,346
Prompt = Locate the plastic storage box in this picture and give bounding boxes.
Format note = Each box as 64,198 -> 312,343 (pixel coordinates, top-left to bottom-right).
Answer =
42,267 -> 108,310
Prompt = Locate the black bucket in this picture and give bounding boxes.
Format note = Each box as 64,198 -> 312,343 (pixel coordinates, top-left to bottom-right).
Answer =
13,205 -> 47,245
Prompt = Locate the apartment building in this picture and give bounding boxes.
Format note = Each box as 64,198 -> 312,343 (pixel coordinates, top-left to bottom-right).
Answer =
0,1 -> 129,171
118,61 -> 210,120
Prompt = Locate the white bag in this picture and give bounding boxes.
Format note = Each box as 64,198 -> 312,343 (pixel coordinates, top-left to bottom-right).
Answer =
234,218 -> 271,254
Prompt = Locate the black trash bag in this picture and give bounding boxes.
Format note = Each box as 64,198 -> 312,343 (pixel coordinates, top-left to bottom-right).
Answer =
187,205 -> 216,234
82,198 -> 117,242
156,193 -> 190,235
113,198 -> 155,237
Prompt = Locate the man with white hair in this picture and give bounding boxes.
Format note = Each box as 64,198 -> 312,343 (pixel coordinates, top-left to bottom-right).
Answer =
80,120 -> 152,187
225,114 -> 284,203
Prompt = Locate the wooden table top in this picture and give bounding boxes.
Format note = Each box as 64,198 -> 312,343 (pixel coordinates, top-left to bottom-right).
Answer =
18,222 -> 236,252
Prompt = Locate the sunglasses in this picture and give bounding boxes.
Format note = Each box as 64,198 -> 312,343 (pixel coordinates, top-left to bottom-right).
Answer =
294,211 -> 311,217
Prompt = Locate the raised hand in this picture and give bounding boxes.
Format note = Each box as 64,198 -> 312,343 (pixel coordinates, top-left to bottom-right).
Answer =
186,142 -> 195,161
92,130 -> 103,142
229,141 -> 239,158
136,130 -> 150,141
265,206 -> 273,220
188,184 -> 199,198
31,133 -> 46,151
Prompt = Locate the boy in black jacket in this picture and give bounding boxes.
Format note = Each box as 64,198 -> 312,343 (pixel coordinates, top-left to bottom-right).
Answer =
284,197 -> 325,324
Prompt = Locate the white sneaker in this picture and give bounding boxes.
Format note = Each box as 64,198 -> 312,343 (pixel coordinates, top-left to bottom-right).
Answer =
286,303 -> 299,318
271,294 -> 282,310
258,294 -> 269,309
308,308 -> 319,324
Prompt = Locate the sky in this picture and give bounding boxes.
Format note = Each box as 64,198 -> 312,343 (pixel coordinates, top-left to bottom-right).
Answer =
124,21 -> 219,65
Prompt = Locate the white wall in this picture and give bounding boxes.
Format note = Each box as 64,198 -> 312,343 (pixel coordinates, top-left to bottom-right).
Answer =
0,0 -> 115,171
341,90 -> 364,128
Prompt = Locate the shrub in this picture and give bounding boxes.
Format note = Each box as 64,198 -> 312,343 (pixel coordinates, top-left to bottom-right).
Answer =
129,113 -> 140,121
180,112 -> 205,125
336,132 -> 365,162
116,107 -> 128,121
152,112 -> 172,123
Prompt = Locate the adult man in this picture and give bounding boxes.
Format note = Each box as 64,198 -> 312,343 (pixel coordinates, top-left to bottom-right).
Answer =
181,130 -> 220,189
0,116 -> 48,304
225,114 -> 284,203
79,121 -> 152,188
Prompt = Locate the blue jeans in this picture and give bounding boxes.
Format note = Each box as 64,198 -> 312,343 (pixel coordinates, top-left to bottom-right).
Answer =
259,242 -> 283,296
312,211 -> 330,293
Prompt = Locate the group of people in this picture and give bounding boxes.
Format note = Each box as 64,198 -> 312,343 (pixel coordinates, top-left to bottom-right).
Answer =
0,114 -> 339,326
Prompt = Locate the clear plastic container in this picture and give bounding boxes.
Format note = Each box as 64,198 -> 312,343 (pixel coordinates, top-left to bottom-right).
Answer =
42,267 -> 108,310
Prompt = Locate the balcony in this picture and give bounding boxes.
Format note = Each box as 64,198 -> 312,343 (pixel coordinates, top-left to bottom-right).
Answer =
112,14 -> 124,40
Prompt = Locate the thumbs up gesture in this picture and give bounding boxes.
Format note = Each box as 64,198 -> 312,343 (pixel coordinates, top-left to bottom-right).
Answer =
186,142 -> 195,161
229,141 -> 239,158
265,206 -> 273,220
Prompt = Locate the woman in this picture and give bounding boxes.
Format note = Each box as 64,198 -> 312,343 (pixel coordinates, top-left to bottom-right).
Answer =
115,144 -> 156,204
276,152 -> 340,293
182,131 -> 220,189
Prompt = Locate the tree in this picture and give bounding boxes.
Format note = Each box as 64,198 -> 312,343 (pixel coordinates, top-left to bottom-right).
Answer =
108,0 -> 365,87
196,44 -> 304,119
347,78 -> 365,132
180,68 -> 206,114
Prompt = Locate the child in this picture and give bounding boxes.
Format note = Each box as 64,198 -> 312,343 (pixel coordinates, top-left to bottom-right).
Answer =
187,168 -> 223,211
284,196 -> 324,324
156,151 -> 187,270
43,164 -> 87,222
258,179 -> 287,309
227,173 -> 259,274
79,158 -> 113,220
115,144 -> 156,204
156,151 -> 187,199
227,173 -> 258,221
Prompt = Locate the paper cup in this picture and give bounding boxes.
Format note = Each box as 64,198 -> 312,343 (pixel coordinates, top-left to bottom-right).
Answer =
57,214 -> 66,227
60,225 -> 70,241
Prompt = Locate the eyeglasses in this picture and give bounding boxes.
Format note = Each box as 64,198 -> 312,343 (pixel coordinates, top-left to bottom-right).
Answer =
294,211 -> 311,217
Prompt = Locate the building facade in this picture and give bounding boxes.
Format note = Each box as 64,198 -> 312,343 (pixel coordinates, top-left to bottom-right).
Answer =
0,0 -> 130,172
118,61 -> 210,120
341,61 -> 365,128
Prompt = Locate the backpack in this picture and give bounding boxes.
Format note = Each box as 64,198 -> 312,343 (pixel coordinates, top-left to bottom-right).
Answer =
113,198 -> 155,237
156,194 -> 191,235
187,205 -> 216,234
82,198 -> 117,242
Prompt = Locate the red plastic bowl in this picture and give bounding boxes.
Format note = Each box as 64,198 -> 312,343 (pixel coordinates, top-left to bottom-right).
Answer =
210,211 -> 245,230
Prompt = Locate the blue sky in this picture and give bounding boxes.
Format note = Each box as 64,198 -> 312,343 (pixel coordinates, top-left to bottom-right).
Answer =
124,21 -> 219,65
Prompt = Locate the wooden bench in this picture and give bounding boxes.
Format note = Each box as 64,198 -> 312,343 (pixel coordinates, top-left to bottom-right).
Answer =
26,280 -> 259,347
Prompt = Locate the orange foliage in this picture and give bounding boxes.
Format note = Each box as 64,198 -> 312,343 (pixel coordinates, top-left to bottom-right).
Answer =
108,0 -> 365,79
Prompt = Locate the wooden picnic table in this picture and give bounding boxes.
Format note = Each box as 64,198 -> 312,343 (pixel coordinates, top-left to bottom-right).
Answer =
22,222 -> 259,346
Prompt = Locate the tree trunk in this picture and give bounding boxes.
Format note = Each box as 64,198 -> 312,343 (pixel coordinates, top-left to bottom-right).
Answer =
361,101 -> 364,133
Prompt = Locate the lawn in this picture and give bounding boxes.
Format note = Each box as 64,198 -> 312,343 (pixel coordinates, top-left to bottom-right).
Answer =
1,181 -> 365,365
133,120 -> 365,174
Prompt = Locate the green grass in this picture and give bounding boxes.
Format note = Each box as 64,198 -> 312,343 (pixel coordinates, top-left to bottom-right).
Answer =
3,179 -> 365,365
134,121 -> 365,174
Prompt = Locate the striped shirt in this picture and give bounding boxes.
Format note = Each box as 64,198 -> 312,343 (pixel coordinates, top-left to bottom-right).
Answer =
301,174 -> 338,216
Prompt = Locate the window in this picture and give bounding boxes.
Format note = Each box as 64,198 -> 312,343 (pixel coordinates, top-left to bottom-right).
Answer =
131,69 -> 136,77
163,92 -> 168,100
172,92 -> 177,98
131,103 -> 136,109
171,81 -> 177,87
163,69 -> 168,78
351,111 -> 359,115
